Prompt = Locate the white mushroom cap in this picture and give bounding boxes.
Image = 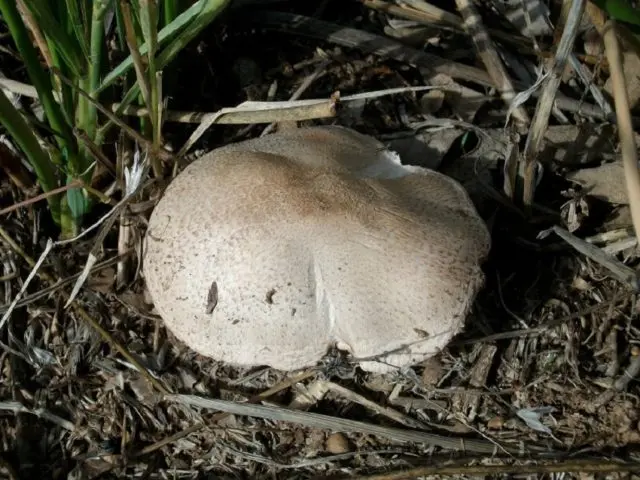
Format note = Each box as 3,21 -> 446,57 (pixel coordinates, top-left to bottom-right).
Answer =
143,126 -> 490,373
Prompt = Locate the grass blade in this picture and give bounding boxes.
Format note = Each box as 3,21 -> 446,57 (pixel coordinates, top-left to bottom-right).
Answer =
20,0 -> 88,77
0,0 -> 76,155
162,0 -> 179,27
64,0 -> 90,58
0,88 -> 61,222
592,0 -> 640,27
96,0 -> 228,94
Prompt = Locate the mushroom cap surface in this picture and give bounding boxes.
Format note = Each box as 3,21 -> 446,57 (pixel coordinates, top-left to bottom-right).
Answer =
143,126 -> 491,373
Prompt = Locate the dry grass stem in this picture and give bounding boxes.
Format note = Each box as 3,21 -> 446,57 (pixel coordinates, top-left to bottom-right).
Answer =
16,0 -> 53,68
351,459 -> 640,479
0,252 -> 128,314
51,68 -> 175,163
520,0 -> 586,205
323,381 -> 429,429
0,179 -> 83,217
119,0 -> 152,112
131,369 -> 316,458
602,20 -> 640,243
168,394 -> 531,454
539,226 -> 638,290
0,400 -> 75,431
261,58 -> 332,136
176,85 -> 439,155
177,98 -> 338,155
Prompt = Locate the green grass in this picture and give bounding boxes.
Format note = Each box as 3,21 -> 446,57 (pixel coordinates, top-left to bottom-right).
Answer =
0,0 -> 230,237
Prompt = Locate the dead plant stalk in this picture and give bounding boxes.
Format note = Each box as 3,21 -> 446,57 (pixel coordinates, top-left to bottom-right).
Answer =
602,20 -> 640,242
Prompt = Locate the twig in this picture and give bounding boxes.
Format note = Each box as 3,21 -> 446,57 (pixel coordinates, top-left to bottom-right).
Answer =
538,226 -> 639,291
0,179 -> 83,217
568,54 -> 614,120
520,0 -> 586,206
454,0 -> 529,126
323,381 -> 429,430
602,20 -> 640,243
595,352 -> 640,406
452,298 -> 622,345
167,394 -> 542,454
347,459 -> 640,479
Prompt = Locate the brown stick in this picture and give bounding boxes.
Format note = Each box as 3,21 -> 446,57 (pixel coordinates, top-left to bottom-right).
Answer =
602,20 -> 640,243
349,459 -> 640,479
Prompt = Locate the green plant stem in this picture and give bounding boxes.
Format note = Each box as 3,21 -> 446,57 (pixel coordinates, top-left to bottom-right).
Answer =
140,0 -> 163,176
86,0 -> 109,143
95,0 -> 230,145
163,0 -> 179,26
97,0 -> 230,96
0,0 -> 75,155
76,0 -> 108,155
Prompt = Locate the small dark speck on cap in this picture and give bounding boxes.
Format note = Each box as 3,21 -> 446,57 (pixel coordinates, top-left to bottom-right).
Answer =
266,288 -> 276,304
205,281 -> 218,314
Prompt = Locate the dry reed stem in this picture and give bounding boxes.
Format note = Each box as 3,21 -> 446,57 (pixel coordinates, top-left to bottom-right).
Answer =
602,20 -> 640,243
0,179 -> 83,217
520,0 -> 585,206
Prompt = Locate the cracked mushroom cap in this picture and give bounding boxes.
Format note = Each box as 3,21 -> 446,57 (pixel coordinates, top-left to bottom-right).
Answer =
143,125 -> 490,373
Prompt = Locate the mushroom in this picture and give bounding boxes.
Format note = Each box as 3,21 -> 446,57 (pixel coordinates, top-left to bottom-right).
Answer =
143,125 -> 491,373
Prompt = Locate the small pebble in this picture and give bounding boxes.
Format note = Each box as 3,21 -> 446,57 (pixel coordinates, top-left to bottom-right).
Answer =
325,432 -> 350,454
